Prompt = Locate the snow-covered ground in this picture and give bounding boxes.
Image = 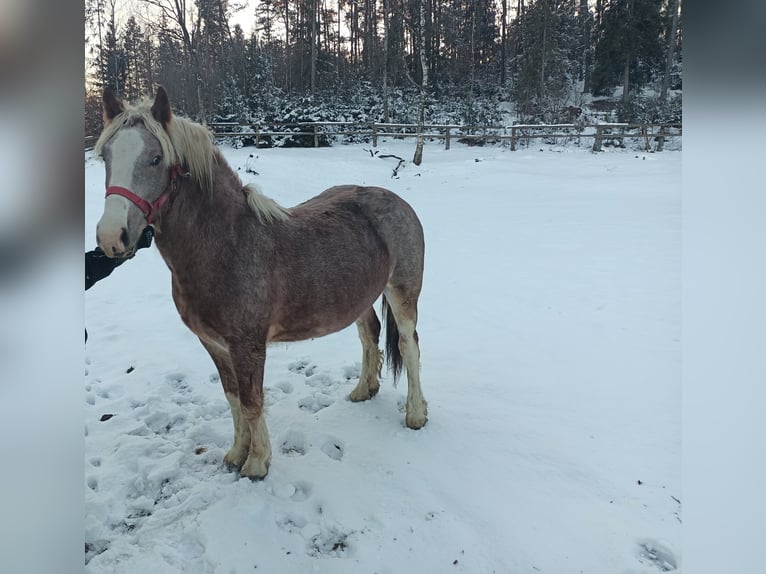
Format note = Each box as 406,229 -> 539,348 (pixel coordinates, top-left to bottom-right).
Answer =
85,140 -> 681,573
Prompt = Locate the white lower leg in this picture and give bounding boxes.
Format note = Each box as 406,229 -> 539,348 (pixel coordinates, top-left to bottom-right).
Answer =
224,393 -> 250,467
240,414 -> 271,479
349,346 -> 383,401
397,322 -> 427,429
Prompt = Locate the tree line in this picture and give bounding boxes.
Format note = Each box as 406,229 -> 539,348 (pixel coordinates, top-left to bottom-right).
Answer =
85,0 -> 682,136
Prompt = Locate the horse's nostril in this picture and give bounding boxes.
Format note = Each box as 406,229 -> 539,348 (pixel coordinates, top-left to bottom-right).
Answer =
120,227 -> 129,248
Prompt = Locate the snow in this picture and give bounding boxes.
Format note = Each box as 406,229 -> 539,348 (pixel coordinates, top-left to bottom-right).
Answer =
85,140 -> 681,573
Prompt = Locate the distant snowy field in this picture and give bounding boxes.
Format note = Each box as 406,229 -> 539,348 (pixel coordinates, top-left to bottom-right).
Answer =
85,140 -> 681,573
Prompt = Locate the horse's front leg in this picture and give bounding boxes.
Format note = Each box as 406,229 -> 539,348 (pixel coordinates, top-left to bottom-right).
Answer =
230,340 -> 272,479
199,340 -> 250,469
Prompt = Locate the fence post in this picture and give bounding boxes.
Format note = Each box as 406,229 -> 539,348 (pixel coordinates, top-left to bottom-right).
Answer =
445,126 -> 451,150
313,124 -> 319,148
657,125 -> 665,152
511,126 -> 517,151
255,123 -> 261,148
372,123 -> 378,147
592,125 -> 603,152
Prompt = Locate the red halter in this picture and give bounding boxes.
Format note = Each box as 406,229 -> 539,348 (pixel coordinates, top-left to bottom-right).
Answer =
105,164 -> 185,224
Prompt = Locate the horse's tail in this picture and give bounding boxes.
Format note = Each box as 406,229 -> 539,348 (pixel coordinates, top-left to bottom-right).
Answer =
382,295 -> 403,384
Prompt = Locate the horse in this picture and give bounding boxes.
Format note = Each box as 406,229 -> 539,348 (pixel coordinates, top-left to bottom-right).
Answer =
93,86 -> 428,479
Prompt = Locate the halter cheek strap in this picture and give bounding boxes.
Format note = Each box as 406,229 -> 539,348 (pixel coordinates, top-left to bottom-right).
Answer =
105,164 -> 185,224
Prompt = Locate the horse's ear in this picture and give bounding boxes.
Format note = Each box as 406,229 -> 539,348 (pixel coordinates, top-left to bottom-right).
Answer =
102,87 -> 124,125
151,86 -> 172,127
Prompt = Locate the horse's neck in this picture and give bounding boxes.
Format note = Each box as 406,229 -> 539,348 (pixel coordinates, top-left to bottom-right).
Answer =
155,160 -> 248,269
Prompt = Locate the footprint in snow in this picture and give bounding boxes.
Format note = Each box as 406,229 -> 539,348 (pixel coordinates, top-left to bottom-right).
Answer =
298,392 -> 334,413
280,429 -> 308,456
288,359 -> 311,374
166,372 -> 191,393
290,481 -> 312,502
276,513 -> 308,533
342,363 -> 361,380
305,373 -> 335,389
306,524 -> 353,557
320,438 -> 344,461
637,539 -> 678,572
265,380 -> 295,406
274,380 -> 294,394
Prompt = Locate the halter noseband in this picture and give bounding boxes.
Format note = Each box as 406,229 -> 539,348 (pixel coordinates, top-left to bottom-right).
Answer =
105,164 -> 185,224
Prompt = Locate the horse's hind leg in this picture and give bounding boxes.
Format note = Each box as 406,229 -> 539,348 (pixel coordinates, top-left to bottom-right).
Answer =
200,340 -> 250,469
349,307 -> 383,402
384,287 -> 428,429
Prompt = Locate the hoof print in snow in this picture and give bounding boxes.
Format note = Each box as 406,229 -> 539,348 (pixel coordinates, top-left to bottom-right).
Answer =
274,380 -> 294,394
85,540 -> 110,565
290,481 -> 312,502
100,413 -> 114,422
307,526 -> 352,557
306,373 -> 335,389
321,439 -> 344,461
298,392 -> 334,413
342,363 -> 361,380
288,359 -> 310,373
276,513 -> 308,533
280,429 -> 308,456
166,373 -> 190,392
637,540 -> 678,572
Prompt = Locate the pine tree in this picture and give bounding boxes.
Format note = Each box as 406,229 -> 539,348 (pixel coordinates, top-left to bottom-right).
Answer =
511,0 -> 578,121
591,0 -> 664,100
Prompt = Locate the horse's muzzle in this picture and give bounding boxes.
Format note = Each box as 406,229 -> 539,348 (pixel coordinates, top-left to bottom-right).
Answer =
96,224 -> 131,258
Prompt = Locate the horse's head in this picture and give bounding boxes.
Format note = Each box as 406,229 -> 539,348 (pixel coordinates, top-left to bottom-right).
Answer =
95,86 -> 178,257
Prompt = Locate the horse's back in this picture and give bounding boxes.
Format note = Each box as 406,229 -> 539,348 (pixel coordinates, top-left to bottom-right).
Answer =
295,184 -> 424,259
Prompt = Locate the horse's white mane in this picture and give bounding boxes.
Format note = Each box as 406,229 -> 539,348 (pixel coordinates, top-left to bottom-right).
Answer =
243,183 -> 291,224
93,97 -> 215,194
93,96 -> 292,224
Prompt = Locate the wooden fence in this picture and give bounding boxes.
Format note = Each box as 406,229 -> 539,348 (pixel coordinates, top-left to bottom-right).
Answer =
86,122 -> 681,152
209,121 -> 681,152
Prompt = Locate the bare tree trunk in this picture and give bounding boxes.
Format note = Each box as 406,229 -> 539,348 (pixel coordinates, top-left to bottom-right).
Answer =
469,6 -> 476,100
540,21 -> 546,103
413,0 -> 428,166
310,0 -> 318,93
580,0 -> 591,93
500,0 -> 507,86
382,0 -> 390,122
337,0 -> 342,80
660,0 -> 680,102
622,0 -> 634,103
283,0 -> 290,91
622,54 -> 630,102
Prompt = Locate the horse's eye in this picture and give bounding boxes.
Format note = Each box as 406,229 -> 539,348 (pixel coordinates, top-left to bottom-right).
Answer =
151,155 -> 162,166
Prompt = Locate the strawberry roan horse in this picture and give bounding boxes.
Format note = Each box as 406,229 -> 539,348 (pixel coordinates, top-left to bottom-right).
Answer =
94,87 -> 427,479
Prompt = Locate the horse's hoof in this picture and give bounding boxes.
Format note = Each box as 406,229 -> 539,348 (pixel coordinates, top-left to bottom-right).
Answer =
405,415 -> 428,430
405,403 -> 428,430
223,448 -> 248,470
240,455 -> 270,480
348,383 -> 379,402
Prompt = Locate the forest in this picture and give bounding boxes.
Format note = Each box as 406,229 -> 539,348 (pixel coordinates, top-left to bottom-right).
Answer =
84,0 -> 682,139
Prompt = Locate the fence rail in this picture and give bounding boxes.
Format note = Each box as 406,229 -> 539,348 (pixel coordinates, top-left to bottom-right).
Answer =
86,122 -> 681,152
